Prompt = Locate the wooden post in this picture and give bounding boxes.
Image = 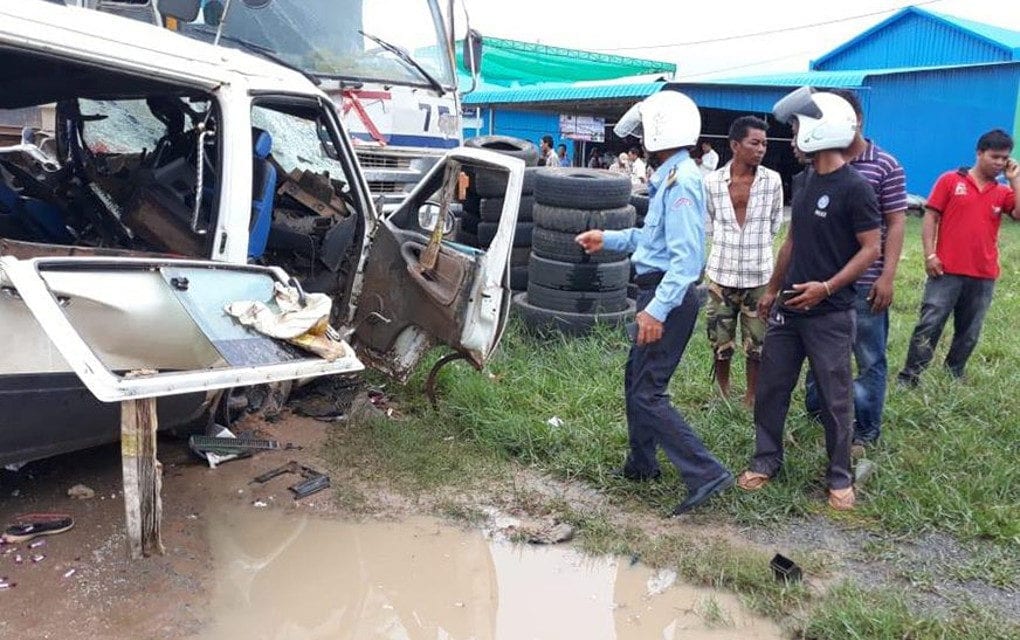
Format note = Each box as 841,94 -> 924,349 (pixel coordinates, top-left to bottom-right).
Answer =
121,397 -> 165,559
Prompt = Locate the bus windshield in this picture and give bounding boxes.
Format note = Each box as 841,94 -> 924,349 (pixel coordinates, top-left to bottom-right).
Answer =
186,0 -> 454,88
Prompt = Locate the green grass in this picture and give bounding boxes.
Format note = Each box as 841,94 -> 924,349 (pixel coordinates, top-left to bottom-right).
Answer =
321,217 -> 1020,637
382,217 -> 1020,545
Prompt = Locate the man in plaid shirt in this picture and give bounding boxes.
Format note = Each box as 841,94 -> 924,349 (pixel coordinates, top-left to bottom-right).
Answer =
704,116 -> 785,407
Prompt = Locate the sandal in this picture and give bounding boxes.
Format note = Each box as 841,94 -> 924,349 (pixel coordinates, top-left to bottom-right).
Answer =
736,470 -> 770,491
1,513 -> 74,543
827,487 -> 856,511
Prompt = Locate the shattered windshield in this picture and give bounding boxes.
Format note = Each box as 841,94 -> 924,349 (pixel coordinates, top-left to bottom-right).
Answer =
252,105 -> 348,185
184,0 -> 454,88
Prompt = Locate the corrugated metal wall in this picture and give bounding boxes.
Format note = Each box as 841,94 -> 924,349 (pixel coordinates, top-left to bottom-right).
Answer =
816,13 -> 1012,71
865,65 -> 1020,194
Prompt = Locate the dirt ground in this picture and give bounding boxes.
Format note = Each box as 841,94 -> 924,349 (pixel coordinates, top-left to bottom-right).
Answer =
0,415 -> 351,640
1,394 -> 1016,638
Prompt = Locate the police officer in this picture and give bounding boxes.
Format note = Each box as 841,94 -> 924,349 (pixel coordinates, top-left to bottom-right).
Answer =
576,90 -> 733,517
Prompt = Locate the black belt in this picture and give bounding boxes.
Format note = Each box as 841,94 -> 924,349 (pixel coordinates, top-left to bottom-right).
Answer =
633,270 -> 665,289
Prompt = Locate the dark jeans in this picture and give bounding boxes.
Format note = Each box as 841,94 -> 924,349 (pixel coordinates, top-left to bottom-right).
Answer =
623,285 -> 729,492
750,307 -> 856,490
805,285 -> 889,443
898,274 -> 995,383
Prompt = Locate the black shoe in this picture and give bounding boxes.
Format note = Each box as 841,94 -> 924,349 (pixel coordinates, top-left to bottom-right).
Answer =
610,467 -> 661,482
672,472 -> 734,516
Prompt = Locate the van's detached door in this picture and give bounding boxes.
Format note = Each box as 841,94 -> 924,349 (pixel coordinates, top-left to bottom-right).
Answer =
0,256 -> 364,402
351,148 -> 524,380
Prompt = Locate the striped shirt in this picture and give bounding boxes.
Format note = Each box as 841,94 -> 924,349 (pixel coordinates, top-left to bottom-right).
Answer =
851,140 -> 907,286
704,163 -> 785,288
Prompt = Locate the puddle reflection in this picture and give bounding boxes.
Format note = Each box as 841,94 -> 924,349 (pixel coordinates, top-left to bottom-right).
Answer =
195,508 -> 781,640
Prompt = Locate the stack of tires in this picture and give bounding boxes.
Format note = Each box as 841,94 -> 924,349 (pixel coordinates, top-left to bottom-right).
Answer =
513,168 -> 637,336
456,135 -> 538,291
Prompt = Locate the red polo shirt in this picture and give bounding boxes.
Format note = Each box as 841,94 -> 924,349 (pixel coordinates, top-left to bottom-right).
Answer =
929,169 -> 1016,279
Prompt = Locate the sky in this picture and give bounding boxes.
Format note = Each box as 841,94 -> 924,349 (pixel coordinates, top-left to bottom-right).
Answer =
462,0 -> 1020,80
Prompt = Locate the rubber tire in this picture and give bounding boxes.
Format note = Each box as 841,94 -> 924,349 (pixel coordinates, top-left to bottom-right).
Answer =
459,211 -> 480,234
532,203 -> 635,233
509,265 -> 528,291
528,255 -> 630,292
510,246 -> 531,266
532,226 -> 628,264
479,195 -> 535,223
454,229 -> 479,247
629,193 -> 649,218
534,167 -> 632,209
527,282 -> 628,313
471,165 -> 538,199
512,292 -> 636,338
464,135 -> 539,166
477,221 -> 533,248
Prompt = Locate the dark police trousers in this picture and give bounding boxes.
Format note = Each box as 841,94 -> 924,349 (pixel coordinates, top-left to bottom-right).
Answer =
750,306 -> 856,490
624,283 -> 729,492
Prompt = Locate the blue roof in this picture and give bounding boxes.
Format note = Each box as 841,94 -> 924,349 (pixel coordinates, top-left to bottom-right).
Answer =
702,70 -> 871,88
930,11 -> 1020,51
812,7 -> 1020,70
462,81 -> 664,106
703,61 -> 1020,88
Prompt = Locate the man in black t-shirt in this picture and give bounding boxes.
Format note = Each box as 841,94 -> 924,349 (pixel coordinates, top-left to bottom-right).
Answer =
736,88 -> 881,511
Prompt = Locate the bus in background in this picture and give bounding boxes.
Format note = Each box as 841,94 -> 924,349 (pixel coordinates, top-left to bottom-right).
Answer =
69,0 -> 477,210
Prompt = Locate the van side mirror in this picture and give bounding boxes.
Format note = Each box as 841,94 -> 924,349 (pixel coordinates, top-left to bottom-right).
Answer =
463,29 -> 482,75
157,0 -> 201,22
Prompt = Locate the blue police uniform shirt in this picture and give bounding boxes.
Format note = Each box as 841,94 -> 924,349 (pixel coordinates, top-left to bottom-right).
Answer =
602,149 -> 705,322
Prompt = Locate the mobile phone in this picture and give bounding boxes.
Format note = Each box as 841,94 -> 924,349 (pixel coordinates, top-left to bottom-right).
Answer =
779,289 -> 798,305
626,321 -> 638,343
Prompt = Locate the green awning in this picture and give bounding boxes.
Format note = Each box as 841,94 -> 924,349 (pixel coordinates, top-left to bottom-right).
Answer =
457,36 -> 675,87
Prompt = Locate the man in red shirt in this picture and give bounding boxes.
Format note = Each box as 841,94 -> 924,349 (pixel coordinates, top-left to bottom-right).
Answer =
898,129 -> 1020,385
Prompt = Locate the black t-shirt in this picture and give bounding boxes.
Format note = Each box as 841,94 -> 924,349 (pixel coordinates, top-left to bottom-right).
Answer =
783,165 -> 880,315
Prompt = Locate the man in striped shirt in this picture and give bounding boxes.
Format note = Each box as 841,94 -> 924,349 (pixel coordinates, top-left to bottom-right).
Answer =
704,116 -> 785,407
805,90 -> 907,448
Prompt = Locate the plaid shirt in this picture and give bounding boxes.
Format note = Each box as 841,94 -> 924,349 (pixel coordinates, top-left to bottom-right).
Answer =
704,163 -> 785,288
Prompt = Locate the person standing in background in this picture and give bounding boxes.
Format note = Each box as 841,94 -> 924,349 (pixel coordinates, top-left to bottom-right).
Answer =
703,116 -> 785,408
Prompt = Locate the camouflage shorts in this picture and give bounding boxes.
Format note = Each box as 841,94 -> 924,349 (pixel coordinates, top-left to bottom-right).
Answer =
705,282 -> 766,361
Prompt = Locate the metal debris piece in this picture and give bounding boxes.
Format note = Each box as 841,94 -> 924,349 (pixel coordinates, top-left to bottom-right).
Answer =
0,581 -> 15,589
31,554 -> 45,563
62,568 -> 76,579
28,540 -> 46,549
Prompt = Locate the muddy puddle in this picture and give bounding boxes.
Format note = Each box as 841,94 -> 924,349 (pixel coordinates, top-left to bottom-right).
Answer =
193,508 -> 782,640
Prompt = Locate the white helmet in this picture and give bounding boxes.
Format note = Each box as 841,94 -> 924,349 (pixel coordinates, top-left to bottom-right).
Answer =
614,90 -> 700,152
773,86 -> 857,153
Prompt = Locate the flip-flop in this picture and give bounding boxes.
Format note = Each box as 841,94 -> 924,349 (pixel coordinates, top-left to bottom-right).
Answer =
736,470 -> 770,491
1,513 -> 74,543
828,487 -> 856,511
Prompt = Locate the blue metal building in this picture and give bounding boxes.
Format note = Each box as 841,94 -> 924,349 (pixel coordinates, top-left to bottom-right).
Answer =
464,6 -> 1020,194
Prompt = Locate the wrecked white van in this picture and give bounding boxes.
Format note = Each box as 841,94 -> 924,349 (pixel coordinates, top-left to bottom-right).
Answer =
0,1 -> 523,465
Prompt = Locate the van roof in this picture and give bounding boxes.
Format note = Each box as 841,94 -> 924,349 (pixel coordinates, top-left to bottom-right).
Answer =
0,0 -> 316,94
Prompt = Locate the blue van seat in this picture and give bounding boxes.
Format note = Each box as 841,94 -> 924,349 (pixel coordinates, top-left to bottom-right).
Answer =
248,128 -> 275,259
0,170 -> 72,244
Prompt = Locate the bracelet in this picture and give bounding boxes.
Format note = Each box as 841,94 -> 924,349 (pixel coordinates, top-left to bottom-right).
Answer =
926,253 -> 938,261
823,280 -> 832,297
